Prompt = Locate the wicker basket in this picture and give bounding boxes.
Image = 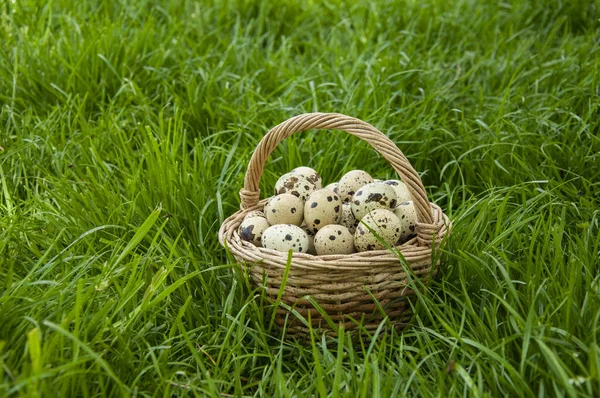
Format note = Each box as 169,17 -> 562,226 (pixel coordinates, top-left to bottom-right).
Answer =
218,112 -> 451,338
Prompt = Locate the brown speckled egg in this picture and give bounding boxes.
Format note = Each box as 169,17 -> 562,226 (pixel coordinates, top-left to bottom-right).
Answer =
304,188 -> 342,232
351,182 -> 398,221
262,224 -> 310,253
324,182 -> 339,194
393,201 -> 418,243
291,166 -> 322,189
338,170 -> 374,203
243,210 -> 267,220
274,172 -> 318,202
238,216 -> 271,247
339,203 -> 359,234
354,209 -> 402,252
384,180 -> 412,203
264,194 -> 304,226
314,224 -> 355,255
302,225 -> 316,255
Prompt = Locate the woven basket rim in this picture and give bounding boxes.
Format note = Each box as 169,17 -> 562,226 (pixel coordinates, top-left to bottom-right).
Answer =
219,199 -> 451,271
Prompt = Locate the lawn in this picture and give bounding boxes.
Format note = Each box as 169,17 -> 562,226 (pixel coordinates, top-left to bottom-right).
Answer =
1,0 -> 599,396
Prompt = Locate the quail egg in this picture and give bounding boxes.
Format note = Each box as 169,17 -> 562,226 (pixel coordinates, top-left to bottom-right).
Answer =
338,170 -> 374,203
393,201 -> 418,243
384,180 -> 412,203
274,172 -> 318,202
243,210 -> 267,220
354,209 -> 402,252
304,188 -> 342,232
339,203 -> 359,234
291,166 -> 323,189
324,182 -> 339,194
238,216 -> 271,247
351,182 -> 398,221
262,224 -> 310,253
264,194 -> 304,226
314,224 -> 355,255
302,225 -> 317,255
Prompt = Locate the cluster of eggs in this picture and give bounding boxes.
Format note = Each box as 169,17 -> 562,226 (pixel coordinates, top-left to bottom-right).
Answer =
238,167 -> 418,255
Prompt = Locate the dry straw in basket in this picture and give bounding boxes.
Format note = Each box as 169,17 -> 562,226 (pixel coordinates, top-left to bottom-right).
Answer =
219,112 -> 451,338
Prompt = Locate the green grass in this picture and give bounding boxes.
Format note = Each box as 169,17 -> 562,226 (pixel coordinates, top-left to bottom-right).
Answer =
1,0 -> 599,396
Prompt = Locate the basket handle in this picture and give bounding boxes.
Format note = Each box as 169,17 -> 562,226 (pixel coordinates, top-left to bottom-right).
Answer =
240,112 -> 433,225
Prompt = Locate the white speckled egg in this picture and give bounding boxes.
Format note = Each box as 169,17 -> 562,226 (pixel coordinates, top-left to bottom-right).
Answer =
243,210 -> 267,220
262,224 -> 310,253
351,182 -> 398,221
264,194 -> 304,226
324,182 -> 339,194
314,224 -> 355,255
384,180 -> 412,203
338,170 -> 374,203
304,189 -> 342,232
373,178 -> 382,183
291,167 -> 322,189
238,216 -> 271,247
354,209 -> 402,252
339,203 -> 359,234
274,172 -> 318,202
302,225 -> 316,255
393,201 -> 418,243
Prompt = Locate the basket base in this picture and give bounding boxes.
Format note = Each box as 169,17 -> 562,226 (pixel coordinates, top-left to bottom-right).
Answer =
265,289 -> 421,340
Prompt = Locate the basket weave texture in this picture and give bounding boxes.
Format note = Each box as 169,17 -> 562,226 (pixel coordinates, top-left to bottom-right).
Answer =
218,113 -> 451,337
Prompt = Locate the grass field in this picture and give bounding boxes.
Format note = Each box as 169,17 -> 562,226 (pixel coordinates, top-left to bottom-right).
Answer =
1,0 -> 599,396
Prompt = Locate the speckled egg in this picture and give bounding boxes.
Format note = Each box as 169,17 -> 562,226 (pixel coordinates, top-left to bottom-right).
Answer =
274,172 -> 318,202
384,180 -> 412,203
339,203 -> 359,234
302,225 -> 317,255
262,224 -> 310,253
324,182 -> 339,194
243,210 -> 267,220
393,201 -> 418,243
354,209 -> 402,252
291,166 -> 322,189
264,194 -> 304,226
314,224 -> 355,255
351,182 -> 398,221
338,170 -> 374,203
238,216 -> 271,247
304,188 -> 342,232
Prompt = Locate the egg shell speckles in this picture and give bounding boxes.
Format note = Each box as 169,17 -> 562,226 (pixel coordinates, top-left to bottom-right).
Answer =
314,224 -> 355,255
339,203 -> 359,234
291,167 -> 323,189
262,224 -> 310,253
238,217 -> 271,247
264,194 -> 304,226
354,209 -> 402,252
243,210 -> 267,220
304,189 -> 342,233
338,170 -> 374,203
384,180 -> 412,203
351,182 -> 398,221
393,201 -> 418,243
274,172 -> 318,202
